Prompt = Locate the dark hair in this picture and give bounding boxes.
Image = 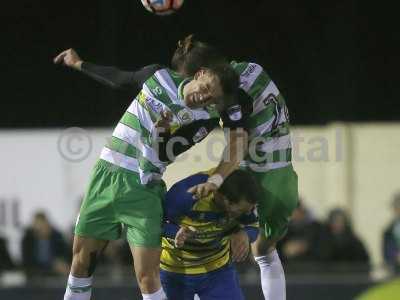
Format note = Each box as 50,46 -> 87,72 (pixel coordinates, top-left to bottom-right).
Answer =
218,170 -> 261,205
172,34 -> 239,110
171,34 -> 228,77
327,208 -> 351,230
207,63 -> 239,110
33,211 -> 49,222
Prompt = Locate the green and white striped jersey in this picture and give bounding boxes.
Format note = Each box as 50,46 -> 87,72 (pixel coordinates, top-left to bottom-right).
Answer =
231,61 -> 292,171
100,68 -> 220,184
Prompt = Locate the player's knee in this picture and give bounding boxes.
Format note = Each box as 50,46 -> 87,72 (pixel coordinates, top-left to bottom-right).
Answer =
135,268 -> 159,290
71,248 -> 98,277
252,236 -> 277,256
70,253 -> 88,276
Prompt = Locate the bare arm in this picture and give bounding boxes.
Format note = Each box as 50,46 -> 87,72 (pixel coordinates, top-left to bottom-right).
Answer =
188,128 -> 248,198
215,128 -> 249,178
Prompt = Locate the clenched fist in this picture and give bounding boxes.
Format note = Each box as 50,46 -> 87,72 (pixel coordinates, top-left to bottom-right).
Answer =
53,48 -> 83,70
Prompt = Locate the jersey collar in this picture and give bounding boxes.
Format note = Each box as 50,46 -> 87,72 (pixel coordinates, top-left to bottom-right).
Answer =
177,78 -> 191,103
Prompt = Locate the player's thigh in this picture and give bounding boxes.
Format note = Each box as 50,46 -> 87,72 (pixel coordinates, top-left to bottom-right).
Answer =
199,265 -> 245,300
71,235 -> 109,274
251,231 -> 279,256
122,202 -> 164,248
131,245 -> 161,275
124,214 -> 163,248
253,165 -> 299,241
115,175 -> 166,248
75,160 -> 123,241
72,235 -> 109,255
160,270 -> 196,300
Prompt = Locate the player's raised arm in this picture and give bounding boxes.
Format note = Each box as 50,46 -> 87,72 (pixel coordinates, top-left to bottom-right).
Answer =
189,91 -> 251,198
53,48 -> 161,91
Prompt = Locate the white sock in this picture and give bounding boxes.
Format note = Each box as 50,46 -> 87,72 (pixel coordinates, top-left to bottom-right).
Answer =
254,250 -> 286,300
142,288 -> 166,300
64,274 -> 93,300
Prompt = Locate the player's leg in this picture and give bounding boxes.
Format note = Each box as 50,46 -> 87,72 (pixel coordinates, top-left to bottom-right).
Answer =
64,160 -> 123,300
131,246 -> 165,299
117,173 -> 167,299
197,264 -> 245,300
250,165 -> 299,300
64,236 -> 108,300
252,234 -> 286,300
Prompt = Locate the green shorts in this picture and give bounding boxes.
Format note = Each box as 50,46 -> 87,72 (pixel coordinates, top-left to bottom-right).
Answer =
75,159 -> 166,248
249,164 -> 299,240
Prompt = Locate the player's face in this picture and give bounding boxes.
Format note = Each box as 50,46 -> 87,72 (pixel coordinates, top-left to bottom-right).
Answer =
183,69 -> 223,109
215,193 -> 255,219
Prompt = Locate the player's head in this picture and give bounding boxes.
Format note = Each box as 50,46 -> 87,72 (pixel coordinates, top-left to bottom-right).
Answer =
171,34 -> 228,77
327,208 -> 351,235
173,34 -> 238,110
32,211 -> 52,238
182,64 -> 239,110
214,170 -> 260,218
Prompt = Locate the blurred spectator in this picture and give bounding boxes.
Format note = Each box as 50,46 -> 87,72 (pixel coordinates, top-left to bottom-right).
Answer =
317,208 -> 370,273
21,211 -> 70,277
0,235 -> 15,272
383,193 -> 400,274
278,201 -> 321,267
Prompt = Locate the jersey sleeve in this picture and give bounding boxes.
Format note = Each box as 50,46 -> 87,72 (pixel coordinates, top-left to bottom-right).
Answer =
163,173 -> 209,238
81,62 -> 162,92
220,89 -> 252,132
158,119 -> 220,162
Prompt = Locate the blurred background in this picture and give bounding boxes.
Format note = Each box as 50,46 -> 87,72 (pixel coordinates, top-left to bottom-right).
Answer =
0,0 -> 398,299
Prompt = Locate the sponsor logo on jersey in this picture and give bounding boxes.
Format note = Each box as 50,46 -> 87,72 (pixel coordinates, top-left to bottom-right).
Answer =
177,108 -> 194,125
227,105 -> 243,121
241,63 -> 257,78
193,127 -> 208,143
145,96 -> 163,114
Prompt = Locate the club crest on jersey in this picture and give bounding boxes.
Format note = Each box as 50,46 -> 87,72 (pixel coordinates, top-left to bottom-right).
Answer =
193,127 -> 208,143
152,86 -> 163,96
177,108 -> 194,125
227,105 -> 243,121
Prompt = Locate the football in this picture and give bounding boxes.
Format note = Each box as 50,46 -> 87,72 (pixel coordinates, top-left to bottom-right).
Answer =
141,0 -> 185,16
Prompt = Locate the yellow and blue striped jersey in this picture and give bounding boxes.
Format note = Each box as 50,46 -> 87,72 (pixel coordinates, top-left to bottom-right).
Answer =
161,171 -> 259,275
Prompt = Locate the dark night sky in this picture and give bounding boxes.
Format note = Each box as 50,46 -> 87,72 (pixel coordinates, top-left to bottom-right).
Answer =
1,0 -> 397,127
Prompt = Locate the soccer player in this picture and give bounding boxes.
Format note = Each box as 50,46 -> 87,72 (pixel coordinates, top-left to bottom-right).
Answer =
161,169 -> 260,300
54,46 -> 249,192
54,50 -> 243,300
174,37 -> 299,300
56,34 -> 298,299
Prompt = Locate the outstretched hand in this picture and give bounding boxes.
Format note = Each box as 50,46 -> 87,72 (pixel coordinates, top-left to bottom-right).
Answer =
53,48 -> 83,70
